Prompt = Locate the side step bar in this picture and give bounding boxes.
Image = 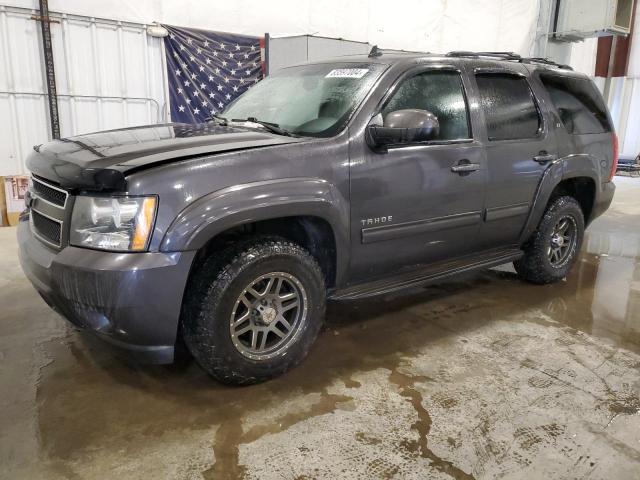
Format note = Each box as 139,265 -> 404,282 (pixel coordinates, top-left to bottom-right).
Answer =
329,249 -> 523,301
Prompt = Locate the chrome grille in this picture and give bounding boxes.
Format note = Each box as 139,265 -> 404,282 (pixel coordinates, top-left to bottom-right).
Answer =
32,176 -> 68,208
31,210 -> 62,247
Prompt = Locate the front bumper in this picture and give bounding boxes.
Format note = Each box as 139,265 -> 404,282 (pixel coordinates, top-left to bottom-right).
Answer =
17,218 -> 196,364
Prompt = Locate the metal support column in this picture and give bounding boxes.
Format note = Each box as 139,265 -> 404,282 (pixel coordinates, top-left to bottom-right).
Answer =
34,0 -> 61,139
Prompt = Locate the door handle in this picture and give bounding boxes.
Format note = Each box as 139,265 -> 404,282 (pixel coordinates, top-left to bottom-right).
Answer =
451,160 -> 480,173
533,151 -> 557,164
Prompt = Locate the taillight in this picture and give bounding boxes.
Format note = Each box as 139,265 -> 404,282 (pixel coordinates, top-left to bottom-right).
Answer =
609,133 -> 619,181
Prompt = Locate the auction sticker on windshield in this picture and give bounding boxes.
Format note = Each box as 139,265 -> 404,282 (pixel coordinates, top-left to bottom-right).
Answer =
325,68 -> 369,78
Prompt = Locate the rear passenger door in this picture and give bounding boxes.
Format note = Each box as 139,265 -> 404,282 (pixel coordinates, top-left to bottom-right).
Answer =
472,70 -> 557,249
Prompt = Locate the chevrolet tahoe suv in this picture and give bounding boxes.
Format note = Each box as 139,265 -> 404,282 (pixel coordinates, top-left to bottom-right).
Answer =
18,50 -> 617,384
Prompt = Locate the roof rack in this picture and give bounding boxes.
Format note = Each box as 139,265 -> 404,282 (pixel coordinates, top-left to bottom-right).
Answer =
520,57 -> 573,70
446,51 -> 522,60
445,50 -> 573,71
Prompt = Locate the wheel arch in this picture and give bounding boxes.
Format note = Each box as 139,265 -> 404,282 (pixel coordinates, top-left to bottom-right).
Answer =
162,178 -> 349,287
519,157 -> 599,245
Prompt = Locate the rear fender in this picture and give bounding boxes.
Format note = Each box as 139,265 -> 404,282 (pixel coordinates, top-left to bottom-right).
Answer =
518,154 -> 599,244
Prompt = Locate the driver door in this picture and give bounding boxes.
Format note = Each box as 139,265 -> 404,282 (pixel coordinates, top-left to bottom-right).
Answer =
347,67 -> 487,283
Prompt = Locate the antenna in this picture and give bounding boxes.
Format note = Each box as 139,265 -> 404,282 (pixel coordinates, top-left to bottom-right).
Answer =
368,45 -> 382,57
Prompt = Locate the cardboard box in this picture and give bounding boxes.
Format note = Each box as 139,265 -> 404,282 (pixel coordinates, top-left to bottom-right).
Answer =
0,178 -> 7,227
2,175 -> 29,226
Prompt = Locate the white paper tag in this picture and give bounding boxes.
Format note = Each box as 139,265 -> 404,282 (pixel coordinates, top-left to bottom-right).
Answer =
325,68 -> 369,79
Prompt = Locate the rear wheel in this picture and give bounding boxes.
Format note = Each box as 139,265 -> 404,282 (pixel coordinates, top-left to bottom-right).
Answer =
514,196 -> 584,284
182,237 -> 325,385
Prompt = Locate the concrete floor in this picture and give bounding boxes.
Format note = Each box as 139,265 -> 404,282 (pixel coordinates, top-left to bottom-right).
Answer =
1,178 -> 639,480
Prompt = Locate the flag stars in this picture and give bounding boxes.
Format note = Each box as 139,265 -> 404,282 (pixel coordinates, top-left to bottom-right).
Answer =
228,52 -> 234,59
187,38 -> 193,44
186,98 -> 191,104
178,105 -> 185,112
208,75 -> 214,81
220,42 -> 226,49
232,85 -> 239,92
197,47 -> 202,54
177,87 -> 183,94
209,92 -> 215,98
217,84 -> 223,91
190,72 -> 197,79
193,90 -> 199,96
222,60 -> 227,66
194,107 -> 200,114
206,58 -> 212,64
175,69 -> 181,76
200,82 -> 206,89
235,44 -> 240,50
199,65 -> 205,72
245,69 -> 251,76
215,68 -> 221,74
225,93 -> 231,100
230,69 -> 236,76
250,45 -> 256,51
179,44 -> 185,50
243,53 -> 249,59
213,51 -> 218,57
201,100 -> 208,107
218,101 -> 224,108
224,77 -> 229,83
189,54 -> 195,61
204,40 -> 209,47
184,80 -> 190,87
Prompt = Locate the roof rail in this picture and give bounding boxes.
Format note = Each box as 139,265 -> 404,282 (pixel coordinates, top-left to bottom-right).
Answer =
519,57 -> 573,70
446,51 -> 522,60
445,50 -> 573,71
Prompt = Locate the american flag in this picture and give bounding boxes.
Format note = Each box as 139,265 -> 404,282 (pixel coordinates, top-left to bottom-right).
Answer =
163,25 -> 264,123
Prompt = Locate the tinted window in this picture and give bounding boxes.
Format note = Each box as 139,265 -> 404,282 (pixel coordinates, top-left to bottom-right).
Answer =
475,73 -> 541,140
540,74 -> 611,134
382,70 -> 470,140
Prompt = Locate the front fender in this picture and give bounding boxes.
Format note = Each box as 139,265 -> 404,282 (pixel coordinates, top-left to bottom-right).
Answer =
160,176 -> 349,266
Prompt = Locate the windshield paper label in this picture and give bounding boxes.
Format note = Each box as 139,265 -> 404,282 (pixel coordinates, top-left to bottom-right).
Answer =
325,68 -> 369,79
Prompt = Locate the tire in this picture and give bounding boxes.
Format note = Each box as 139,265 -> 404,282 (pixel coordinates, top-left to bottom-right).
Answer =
514,196 -> 584,285
181,236 -> 326,385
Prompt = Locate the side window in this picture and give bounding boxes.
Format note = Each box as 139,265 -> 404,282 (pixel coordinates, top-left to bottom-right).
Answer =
540,74 -> 611,134
475,73 -> 541,141
382,71 -> 470,141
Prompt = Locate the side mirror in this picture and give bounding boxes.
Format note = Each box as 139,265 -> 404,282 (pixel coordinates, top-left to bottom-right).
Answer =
367,109 -> 439,148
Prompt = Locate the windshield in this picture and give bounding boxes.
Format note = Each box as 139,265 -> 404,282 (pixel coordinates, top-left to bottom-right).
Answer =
222,62 -> 386,137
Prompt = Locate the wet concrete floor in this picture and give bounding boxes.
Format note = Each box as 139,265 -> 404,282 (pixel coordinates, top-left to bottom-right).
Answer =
1,176 -> 639,479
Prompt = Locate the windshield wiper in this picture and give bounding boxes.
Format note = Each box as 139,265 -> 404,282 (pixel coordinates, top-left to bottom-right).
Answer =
205,114 -> 229,126
230,117 -> 291,137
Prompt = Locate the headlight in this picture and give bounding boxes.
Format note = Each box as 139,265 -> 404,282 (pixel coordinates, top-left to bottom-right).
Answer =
70,196 -> 157,251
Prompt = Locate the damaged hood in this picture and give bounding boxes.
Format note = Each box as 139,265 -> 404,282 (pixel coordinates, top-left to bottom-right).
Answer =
26,123 -> 302,191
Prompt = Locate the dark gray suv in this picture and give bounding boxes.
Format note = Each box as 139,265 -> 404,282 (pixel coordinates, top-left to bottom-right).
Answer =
18,50 -> 616,384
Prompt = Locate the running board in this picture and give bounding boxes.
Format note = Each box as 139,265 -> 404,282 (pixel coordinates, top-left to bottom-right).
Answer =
329,249 -> 523,301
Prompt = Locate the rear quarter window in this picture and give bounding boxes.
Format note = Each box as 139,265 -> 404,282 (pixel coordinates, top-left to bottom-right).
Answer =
475,73 -> 541,141
540,74 -> 611,135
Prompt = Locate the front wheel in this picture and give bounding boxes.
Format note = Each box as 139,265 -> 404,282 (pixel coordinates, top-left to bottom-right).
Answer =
182,237 -> 326,385
514,196 -> 584,284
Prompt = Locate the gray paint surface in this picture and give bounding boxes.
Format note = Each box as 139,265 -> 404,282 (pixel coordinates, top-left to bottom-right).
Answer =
19,52 -> 616,359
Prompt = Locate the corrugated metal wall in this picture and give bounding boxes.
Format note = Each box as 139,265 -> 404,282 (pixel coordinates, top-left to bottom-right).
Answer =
0,5 -> 168,176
